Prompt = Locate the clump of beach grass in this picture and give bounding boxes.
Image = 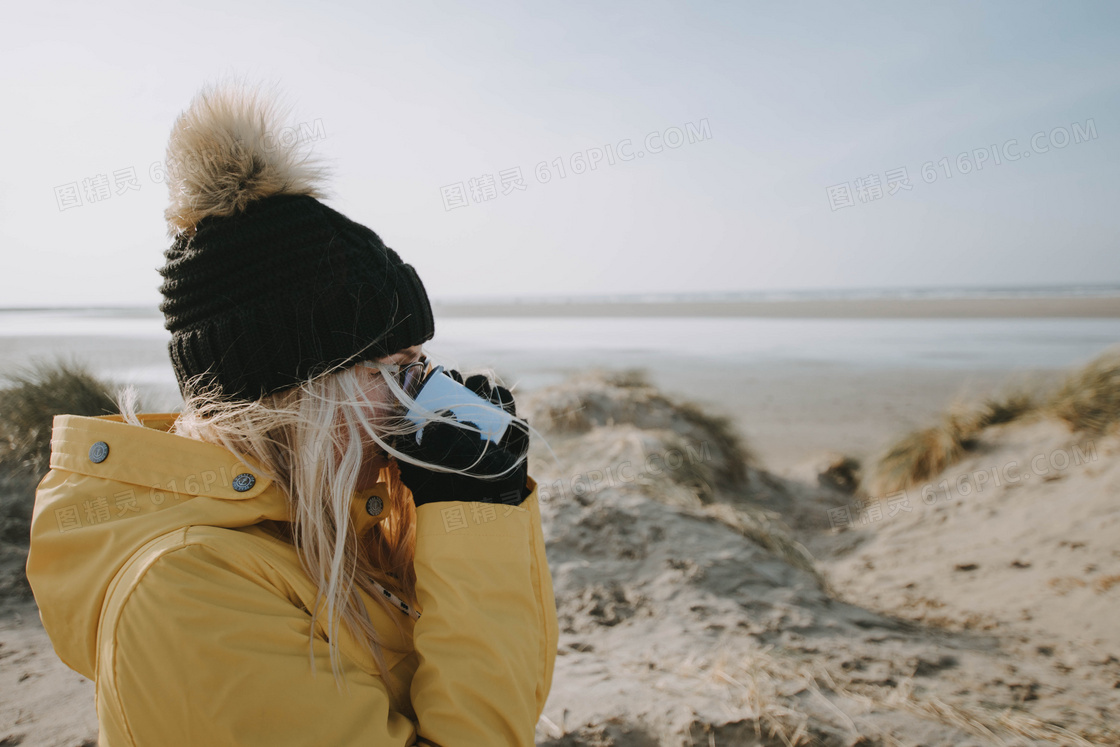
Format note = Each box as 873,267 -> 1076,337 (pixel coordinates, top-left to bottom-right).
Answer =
1047,346 -> 1120,435
0,359 -> 121,588
871,346 -> 1119,494
976,389 -> 1038,428
0,359 -> 119,480
869,407 -> 984,495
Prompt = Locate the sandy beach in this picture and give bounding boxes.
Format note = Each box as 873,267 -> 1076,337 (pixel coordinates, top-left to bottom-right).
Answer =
1,298 -> 1118,744
432,296 -> 1120,319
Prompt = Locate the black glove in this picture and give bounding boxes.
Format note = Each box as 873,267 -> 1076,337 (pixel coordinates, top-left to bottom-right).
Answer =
461,373 -> 529,458
391,371 -> 530,507
436,369 -> 529,460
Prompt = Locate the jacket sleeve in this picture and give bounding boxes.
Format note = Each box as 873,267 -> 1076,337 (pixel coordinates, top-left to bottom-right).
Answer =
410,489 -> 558,745
101,490 -> 558,747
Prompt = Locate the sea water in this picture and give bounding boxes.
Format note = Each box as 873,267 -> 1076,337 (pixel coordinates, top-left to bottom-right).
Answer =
1,308 -> 1118,400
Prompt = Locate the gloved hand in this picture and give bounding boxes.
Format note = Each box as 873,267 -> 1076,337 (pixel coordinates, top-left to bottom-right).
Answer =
461,372 -> 529,457
435,369 -> 529,460
391,370 -> 530,507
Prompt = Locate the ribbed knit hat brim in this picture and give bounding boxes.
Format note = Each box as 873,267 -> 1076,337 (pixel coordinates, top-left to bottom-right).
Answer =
160,193 -> 435,402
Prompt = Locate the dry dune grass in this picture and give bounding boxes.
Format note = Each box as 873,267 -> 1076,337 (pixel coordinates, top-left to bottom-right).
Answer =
0,359 -> 122,601
664,645 -> 818,746
698,502 -> 822,585
668,645 -> 1110,747
814,668 -> 1103,747
869,408 -> 982,496
1049,346 -> 1120,434
0,359 -> 119,480
871,346 -> 1120,494
976,390 -> 1038,428
687,646 -> 1108,747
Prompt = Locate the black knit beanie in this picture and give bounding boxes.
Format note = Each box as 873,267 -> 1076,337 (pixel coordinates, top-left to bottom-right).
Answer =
157,83 -> 435,402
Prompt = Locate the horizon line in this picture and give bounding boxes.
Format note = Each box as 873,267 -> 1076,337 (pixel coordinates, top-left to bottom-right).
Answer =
3,282 -> 1120,313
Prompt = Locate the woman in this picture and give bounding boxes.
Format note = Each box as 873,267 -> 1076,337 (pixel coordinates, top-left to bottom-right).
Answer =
25,83 -> 559,746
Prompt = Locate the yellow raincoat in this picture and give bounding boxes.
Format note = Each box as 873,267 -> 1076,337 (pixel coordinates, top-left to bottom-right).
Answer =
25,413 -> 559,746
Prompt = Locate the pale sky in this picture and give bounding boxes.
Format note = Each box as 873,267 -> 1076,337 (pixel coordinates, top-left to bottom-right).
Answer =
3,0 -> 1119,307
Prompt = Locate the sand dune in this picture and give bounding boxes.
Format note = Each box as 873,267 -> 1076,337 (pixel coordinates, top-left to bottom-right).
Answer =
522,370 -> 1117,745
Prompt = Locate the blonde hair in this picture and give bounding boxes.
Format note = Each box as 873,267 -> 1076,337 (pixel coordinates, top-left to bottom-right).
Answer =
119,353 -> 538,700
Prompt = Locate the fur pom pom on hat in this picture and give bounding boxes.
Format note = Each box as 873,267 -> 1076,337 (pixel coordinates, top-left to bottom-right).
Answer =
163,83 -> 329,237
157,81 -> 435,402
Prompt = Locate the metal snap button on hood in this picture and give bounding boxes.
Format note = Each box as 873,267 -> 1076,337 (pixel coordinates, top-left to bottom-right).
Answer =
89,441 -> 109,463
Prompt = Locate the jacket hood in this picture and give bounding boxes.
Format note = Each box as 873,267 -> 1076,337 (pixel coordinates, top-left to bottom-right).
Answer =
25,412 -> 391,679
